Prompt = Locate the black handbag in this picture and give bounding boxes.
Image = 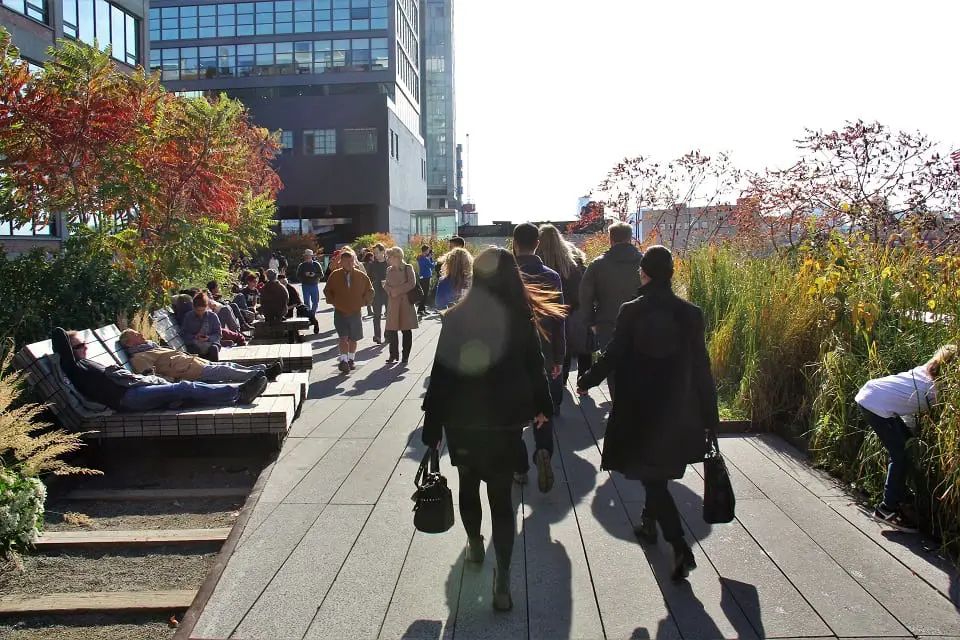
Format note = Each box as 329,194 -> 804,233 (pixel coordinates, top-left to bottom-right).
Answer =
412,448 -> 455,533
702,430 -> 736,524
406,267 -> 424,305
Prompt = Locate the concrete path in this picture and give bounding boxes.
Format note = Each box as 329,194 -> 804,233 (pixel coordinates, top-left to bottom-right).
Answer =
191,307 -> 960,639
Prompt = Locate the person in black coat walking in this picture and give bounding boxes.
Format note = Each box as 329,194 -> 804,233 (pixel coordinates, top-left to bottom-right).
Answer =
422,247 -> 565,612
577,245 -> 719,582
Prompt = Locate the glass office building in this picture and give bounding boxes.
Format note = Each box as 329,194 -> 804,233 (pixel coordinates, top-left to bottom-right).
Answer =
148,0 -> 427,247
422,0 -> 456,212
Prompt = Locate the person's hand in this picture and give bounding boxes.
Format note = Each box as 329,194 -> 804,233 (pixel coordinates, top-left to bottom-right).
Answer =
533,413 -> 548,429
551,364 -> 562,379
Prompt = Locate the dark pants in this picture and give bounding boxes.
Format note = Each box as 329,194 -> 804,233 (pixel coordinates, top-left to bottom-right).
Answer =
187,342 -> 219,362
562,353 -> 593,386
386,329 -> 412,360
417,277 -> 431,314
642,479 -> 684,543
859,405 -> 911,510
458,466 -> 515,572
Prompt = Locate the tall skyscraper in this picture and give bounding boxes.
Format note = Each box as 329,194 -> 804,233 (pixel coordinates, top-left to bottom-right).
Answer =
148,0 -> 426,247
421,0 -> 455,212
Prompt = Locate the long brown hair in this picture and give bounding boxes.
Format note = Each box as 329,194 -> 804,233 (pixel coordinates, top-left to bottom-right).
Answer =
536,224 -> 578,279
468,247 -> 566,338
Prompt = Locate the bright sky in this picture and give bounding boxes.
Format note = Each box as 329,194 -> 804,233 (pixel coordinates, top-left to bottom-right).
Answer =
454,0 -> 960,224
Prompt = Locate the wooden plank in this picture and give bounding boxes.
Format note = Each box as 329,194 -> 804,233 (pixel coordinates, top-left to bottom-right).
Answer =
0,590 -> 197,615
35,528 -> 231,549
64,487 -> 250,501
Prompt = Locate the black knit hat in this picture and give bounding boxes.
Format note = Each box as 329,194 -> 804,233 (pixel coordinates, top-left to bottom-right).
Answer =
640,245 -> 674,281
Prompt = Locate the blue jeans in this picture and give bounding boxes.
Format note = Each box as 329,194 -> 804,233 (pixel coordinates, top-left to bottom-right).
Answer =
859,405 -> 910,510
200,362 -> 265,383
302,283 -> 320,317
119,382 -> 240,412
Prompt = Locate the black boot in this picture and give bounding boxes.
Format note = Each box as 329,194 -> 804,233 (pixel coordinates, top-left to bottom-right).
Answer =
311,317 -> 320,334
670,540 -> 697,582
492,566 -> 512,612
633,512 -> 658,545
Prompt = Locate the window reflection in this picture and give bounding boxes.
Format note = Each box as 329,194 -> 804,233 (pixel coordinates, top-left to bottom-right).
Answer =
1,0 -> 47,24
65,0 -> 140,65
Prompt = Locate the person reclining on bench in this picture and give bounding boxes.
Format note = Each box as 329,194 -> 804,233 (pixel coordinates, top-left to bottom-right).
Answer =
119,329 -> 282,383
52,327 -> 268,412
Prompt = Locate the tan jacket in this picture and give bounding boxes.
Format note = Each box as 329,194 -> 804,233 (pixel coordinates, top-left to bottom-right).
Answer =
128,346 -> 207,381
384,262 -> 419,331
323,268 -> 374,315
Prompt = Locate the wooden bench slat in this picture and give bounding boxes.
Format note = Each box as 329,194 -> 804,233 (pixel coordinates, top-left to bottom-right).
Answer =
35,528 -> 231,548
0,590 -> 197,615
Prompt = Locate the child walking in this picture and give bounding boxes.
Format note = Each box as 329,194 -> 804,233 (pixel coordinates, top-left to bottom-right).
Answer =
323,250 -> 374,373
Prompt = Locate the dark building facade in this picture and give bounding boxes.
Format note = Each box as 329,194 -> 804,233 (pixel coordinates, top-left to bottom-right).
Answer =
148,0 -> 427,247
421,0 -> 455,212
1,0 -> 148,254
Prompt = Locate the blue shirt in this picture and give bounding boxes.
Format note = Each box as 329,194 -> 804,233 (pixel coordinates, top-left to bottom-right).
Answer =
417,255 -> 435,279
180,309 -> 222,346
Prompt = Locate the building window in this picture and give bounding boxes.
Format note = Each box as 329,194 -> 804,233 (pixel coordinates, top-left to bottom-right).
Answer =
147,0 -> 387,42
343,128 -> 377,154
279,130 -> 294,153
1,0 -> 47,23
303,129 -> 336,155
64,0 -> 140,65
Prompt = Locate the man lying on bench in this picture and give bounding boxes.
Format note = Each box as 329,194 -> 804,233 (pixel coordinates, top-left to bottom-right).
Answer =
119,329 -> 282,383
53,327 -> 268,412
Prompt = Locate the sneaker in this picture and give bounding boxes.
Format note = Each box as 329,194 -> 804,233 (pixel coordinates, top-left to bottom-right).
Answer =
535,449 -> 554,493
513,472 -> 528,486
670,541 -> 697,582
633,513 -> 658,545
465,535 -> 485,563
337,359 -> 350,374
387,356 -> 398,364
348,359 -> 356,370
238,375 -> 268,404
873,503 -> 919,533
264,362 -> 282,381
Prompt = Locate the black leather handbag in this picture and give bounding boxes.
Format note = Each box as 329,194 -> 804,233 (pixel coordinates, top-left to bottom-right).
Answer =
702,430 -> 736,524
412,448 -> 455,533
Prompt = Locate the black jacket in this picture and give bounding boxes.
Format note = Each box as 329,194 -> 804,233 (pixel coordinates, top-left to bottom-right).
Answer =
515,254 -> 566,367
580,242 -> 643,336
52,327 -> 152,410
579,282 -> 718,479
422,290 -> 554,472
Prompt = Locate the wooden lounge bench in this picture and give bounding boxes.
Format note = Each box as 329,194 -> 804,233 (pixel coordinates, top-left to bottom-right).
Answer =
253,317 -> 311,343
151,309 -> 313,371
93,324 -> 308,418
14,333 -> 295,440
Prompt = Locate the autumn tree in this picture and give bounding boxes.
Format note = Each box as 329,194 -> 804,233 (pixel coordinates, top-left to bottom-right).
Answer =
592,151 -> 741,254
0,30 -> 281,305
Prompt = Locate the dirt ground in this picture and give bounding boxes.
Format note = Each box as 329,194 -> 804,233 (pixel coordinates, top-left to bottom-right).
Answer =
0,613 -> 177,640
43,497 -> 244,532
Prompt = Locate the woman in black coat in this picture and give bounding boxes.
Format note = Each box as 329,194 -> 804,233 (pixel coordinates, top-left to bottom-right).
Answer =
422,247 -> 564,612
577,245 -> 719,582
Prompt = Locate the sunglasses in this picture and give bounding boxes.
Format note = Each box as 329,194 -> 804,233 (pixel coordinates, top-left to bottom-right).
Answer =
71,343 -> 86,351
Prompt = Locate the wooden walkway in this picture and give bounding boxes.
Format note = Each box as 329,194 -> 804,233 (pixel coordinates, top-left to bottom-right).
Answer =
190,309 -> 960,639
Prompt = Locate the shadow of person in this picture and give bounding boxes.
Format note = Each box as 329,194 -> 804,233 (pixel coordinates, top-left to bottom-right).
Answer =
306,377 -> 345,399
342,366 -> 405,397
400,619 -> 442,639
721,578 -> 765,639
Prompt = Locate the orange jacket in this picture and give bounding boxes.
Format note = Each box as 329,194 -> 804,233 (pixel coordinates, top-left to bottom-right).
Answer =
323,268 -> 374,315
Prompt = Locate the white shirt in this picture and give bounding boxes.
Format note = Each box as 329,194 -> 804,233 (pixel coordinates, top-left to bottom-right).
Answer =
855,365 -> 935,418
268,257 -> 279,271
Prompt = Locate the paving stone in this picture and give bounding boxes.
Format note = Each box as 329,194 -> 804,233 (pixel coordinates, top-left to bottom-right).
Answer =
671,473 -> 833,638
237,499 -> 281,548
256,437 -> 338,504
288,397 -> 346,437
190,503 -> 324,639
343,381 -> 419,438
724,437 -> 959,636
283,438 -> 372,504
824,495 -> 957,603
304,398 -> 373,438
378,528 -> 466,640
749,434 -> 847,497
233,504 -> 372,640
303,502 -> 416,639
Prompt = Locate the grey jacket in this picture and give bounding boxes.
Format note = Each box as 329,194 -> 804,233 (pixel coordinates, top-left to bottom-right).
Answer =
580,242 -> 643,339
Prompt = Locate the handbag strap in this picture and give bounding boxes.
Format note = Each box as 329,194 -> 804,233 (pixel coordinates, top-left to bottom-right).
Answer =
414,447 -> 441,488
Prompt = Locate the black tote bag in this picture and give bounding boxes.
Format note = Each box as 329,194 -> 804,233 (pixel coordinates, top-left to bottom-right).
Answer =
702,431 -> 736,524
412,448 -> 455,533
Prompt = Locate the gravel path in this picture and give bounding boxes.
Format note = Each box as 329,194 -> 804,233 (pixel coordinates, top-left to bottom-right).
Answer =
0,546 -> 220,596
1,613 -> 176,640
43,497 -> 244,532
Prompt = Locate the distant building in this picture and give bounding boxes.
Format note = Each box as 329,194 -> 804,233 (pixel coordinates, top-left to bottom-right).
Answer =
639,204 -> 737,252
422,0 -> 456,211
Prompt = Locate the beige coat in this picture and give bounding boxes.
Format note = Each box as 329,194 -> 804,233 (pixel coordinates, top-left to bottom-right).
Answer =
128,346 -> 206,381
384,262 -> 419,331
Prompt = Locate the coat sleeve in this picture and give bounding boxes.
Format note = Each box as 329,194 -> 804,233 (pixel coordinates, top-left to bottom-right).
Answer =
422,326 -> 454,445
580,260 -> 598,325
323,275 -> 335,303
361,273 -> 374,305
551,273 -> 566,365
208,312 -> 222,344
524,321 -> 554,418
691,308 -> 720,434
51,327 -> 80,377
578,303 -> 631,390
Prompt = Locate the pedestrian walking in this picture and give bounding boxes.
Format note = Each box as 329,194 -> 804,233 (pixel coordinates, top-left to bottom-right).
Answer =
324,249 -> 374,373
578,245 -> 717,582
383,246 -> 419,364
365,244 -> 389,343
422,247 -> 562,612
416,244 -> 435,316
512,223 -> 566,492
296,248 -> 324,334
855,344 -> 957,533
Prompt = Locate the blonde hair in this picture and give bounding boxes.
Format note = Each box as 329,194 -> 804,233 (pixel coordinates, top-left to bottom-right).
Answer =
536,224 -> 578,279
927,344 -> 958,378
119,329 -> 140,348
385,246 -> 405,261
441,247 -> 473,293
